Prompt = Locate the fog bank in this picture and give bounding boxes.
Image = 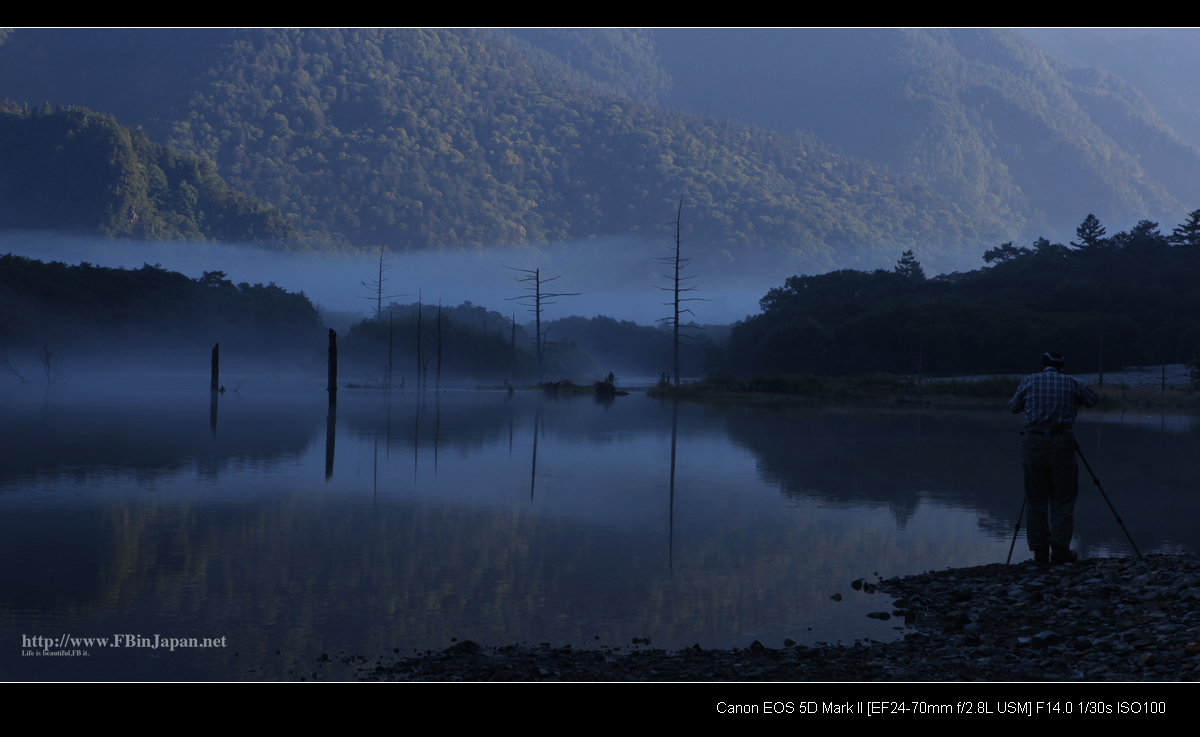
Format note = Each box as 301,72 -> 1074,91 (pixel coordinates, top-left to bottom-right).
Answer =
0,232 -> 845,326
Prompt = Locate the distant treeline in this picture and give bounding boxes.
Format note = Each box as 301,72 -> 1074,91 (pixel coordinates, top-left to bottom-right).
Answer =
342,303 -> 725,384
0,101 -> 296,243
718,212 -> 1200,378
542,314 -> 724,379
0,254 -> 320,358
343,301 -> 594,384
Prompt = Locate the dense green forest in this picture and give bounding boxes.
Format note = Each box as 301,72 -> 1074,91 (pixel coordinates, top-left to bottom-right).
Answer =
4,29 -> 1200,270
0,254 -> 319,365
655,29 -> 1200,240
0,28 -> 985,268
719,211 -> 1200,378
0,101 -> 296,243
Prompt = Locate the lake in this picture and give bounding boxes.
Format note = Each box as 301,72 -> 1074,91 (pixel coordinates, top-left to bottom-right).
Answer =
2,377 -> 1197,680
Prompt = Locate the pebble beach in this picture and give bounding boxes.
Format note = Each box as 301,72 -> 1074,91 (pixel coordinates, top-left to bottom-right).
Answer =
330,552 -> 1200,682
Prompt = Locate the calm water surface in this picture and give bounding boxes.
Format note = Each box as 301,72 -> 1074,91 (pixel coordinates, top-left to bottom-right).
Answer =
2,377 -> 1197,680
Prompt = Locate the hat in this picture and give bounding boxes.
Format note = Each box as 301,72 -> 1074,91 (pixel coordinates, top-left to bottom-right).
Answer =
1040,351 -> 1065,370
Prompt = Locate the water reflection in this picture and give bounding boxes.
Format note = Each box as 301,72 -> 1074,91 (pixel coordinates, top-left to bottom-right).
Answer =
1,379 -> 1197,680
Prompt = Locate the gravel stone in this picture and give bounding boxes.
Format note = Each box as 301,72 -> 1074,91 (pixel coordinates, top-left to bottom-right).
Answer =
345,552 -> 1200,681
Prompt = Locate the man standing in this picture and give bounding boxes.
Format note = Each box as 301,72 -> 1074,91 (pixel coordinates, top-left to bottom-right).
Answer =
1008,352 -> 1099,564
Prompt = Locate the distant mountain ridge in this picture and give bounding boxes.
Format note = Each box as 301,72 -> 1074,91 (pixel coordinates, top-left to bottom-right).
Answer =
0,28 -> 985,271
1018,29 -> 1200,153
1,28 -> 1195,270
653,28 -> 1200,242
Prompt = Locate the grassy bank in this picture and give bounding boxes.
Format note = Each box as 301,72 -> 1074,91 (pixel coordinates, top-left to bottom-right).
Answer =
648,373 -> 1019,402
650,372 -> 1200,408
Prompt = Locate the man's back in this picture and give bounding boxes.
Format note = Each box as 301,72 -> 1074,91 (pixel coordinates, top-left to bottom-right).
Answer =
1008,368 -> 1098,429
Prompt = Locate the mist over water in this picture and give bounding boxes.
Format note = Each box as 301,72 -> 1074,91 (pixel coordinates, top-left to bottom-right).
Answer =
0,231 -> 899,327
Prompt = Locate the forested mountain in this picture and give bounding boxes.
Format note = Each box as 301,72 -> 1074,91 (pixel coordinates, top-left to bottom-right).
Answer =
1018,29 -> 1200,153
0,101 -> 296,243
496,29 -> 672,105
654,29 -> 1200,241
3,28 -> 1197,273
0,28 -> 984,269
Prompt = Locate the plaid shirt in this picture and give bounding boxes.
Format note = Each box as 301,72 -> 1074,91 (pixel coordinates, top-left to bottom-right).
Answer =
1008,368 -> 1098,428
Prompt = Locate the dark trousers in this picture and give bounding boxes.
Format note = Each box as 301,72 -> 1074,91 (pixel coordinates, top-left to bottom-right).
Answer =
1021,432 -> 1079,550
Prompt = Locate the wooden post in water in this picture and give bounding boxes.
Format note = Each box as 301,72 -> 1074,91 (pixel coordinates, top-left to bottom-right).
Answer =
327,329 -> 338,403
325,407 -> 336,480
211,343 -> 219,392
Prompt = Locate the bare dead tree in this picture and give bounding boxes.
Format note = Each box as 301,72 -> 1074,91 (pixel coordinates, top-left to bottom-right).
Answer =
360,246 -> 408,319
38,341 -> 65,383
656,195 -> 708,386
1,344 -> 28,382
505,267 -> 579,382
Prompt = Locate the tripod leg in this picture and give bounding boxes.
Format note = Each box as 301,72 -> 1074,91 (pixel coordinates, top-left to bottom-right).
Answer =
1074,440 -> 1143,560
1006,497 -> 1026,565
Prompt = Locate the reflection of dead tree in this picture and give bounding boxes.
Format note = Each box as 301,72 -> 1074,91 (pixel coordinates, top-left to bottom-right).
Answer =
508,311 -> 517,382
505,267 -> 579,382
415,293 -> 424,390
385,312 -> 394,389
1,344 -> 28,382
436,300 -> 443,392
656,195 -> 709,386
38,341 -> 65,383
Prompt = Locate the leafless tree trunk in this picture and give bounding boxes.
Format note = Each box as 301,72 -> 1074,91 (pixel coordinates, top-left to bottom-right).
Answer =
38,342 -> 64,383
1,345 -> 27,382
656,195 -> 707,387
506,267 -> 579,382
360,246 -> 406,319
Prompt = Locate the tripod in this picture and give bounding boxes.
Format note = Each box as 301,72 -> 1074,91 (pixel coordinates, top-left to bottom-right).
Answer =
1006,438 -> 1143,563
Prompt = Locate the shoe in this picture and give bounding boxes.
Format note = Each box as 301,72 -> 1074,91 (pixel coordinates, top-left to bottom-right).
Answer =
1051,545 -> 1078,564
1033,546 -> 1050,565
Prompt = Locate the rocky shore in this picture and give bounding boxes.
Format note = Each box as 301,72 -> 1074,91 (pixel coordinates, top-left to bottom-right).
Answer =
334,552 -> 1200,682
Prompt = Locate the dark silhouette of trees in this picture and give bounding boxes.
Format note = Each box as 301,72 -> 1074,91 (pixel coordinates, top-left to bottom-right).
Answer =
894,250 -> 925,280
1070,214 -> 1111,384
982,242 -> 1031,264
0,254 -> 321,360
1070,213 -> 1108,250
719,210 -> 1200,380
1170,209 -> 1200,248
